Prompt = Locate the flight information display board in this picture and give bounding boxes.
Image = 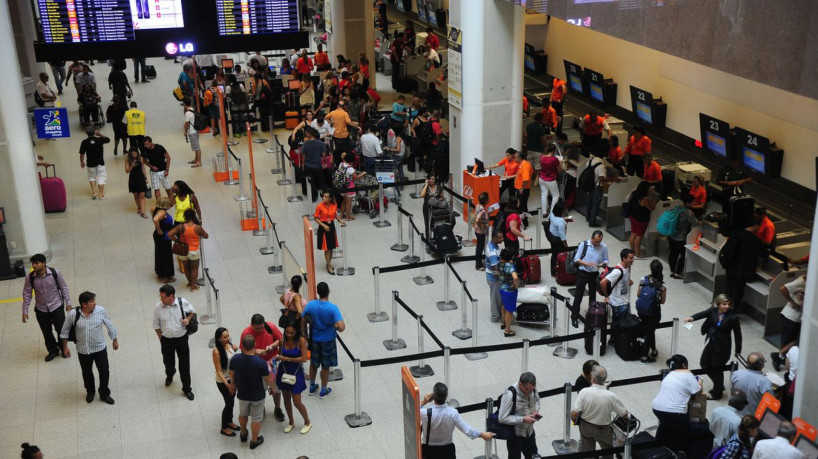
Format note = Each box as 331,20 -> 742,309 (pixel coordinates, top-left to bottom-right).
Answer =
216,0 -> 299,36
38,0 -> 135,43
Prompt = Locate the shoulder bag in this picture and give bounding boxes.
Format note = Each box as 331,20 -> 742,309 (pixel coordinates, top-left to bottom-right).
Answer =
179,298 -> 198,335
172,225 -> 189,256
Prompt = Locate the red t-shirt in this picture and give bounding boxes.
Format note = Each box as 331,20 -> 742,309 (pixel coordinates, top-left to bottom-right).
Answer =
360,64 -> 370,80
754,216 -> 775,245
608,146 -> 623,164
296,57 -> 313,74
689,185 -> 707,208
505,213 -> 521,242
625,135 -> 652,157
539,155 -> 561,181
643,161 -> 662,182
240,322 -> 283,362
425,34 -> 440,51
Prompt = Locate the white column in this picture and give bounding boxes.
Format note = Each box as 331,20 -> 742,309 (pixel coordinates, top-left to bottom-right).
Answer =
509,3 -> 524,152
327,0 -> 374,89
328,0 -> 346,62
0,0 -> 49,256
792,198 -> 818,423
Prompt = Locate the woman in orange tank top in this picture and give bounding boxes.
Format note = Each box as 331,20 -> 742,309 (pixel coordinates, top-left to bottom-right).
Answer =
168,209 -> 209,291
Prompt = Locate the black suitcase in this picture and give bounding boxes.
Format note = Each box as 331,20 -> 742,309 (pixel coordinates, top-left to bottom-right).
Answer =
687,420 -> 715,458
584,301 -> 607,355
631,432 -> 678,459
517,303 -> 549,322
286,91 -> 299,109
433,225 -> 458,253
614,314 -> 643,361
728,196 -> 754,232
145,65 -> 157,79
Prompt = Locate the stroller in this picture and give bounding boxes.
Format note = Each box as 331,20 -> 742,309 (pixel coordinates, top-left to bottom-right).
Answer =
352,174 -> 388,219
426,199 -> 461,255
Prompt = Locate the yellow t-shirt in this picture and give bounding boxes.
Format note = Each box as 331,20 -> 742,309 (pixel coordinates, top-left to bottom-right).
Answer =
174,195 -> 193,223
125,109 -> 146,136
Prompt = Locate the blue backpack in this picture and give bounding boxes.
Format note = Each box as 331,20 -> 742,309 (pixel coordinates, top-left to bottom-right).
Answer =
635,276 -> 661,316
657,206 -> 684,237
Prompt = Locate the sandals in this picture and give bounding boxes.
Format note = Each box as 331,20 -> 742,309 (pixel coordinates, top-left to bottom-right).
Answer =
220,429 -> 236,437
190,163 -> 202,168
140,213 -> 149,219
504,331 -> 516,337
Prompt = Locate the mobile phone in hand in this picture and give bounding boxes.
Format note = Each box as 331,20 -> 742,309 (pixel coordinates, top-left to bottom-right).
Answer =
533,413 -> 543,420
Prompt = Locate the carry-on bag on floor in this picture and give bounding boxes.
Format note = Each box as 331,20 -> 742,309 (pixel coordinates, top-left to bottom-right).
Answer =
516,303 -> 549,322
145,65 -> 157,79
614,314 -> 643,361
285,111 -> 300,130
728,195 -> 754,232
687,420 -> 715,459
631,431 -> 678,459
554,252 -> 576,286
584,301 -> 607,355
432,225 -> 458,253
40,165 -> 67,213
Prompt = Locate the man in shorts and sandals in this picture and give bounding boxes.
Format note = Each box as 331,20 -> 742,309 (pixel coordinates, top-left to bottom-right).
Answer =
302,282 -> 345,399
229,334 -> 276,450
142,136 -> 172,199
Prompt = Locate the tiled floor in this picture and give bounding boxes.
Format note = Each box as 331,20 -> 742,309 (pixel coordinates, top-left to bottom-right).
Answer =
0,58 -> 781,458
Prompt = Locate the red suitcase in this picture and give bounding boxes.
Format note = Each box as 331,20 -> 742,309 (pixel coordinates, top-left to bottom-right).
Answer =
40,165 -> 67,213
584,301 -> 608,355
519,254 -> 541,285
554,252 -> 576,286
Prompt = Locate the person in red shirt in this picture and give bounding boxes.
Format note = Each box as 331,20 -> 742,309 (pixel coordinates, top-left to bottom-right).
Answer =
608,136 -> 626,176
541,100 -> 559,133
550,77 -> 567,122
625,125 -> 652,177
753,208 -> 775,246
488,148 -> 520,202
424,27 -> 439,51
579,110 -> 611,158
642,153 -> 663,185
313,44 -> 330,71
358,56 -> 370,89
241,314 -> 285,422
522,95 -> 529,118
296,50 -> 313,76
688,175 -> 707,217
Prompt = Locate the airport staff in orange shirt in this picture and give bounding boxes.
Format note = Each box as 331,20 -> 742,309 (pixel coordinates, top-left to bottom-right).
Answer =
625,125 -> 652,177
513,150 -> 534,217
541,101 -> 559,134
753,207 -> 776,246
688,175 -> 707,217
550,77 -> 567,124
579,111 -> 611,158
488,148 -> 521,202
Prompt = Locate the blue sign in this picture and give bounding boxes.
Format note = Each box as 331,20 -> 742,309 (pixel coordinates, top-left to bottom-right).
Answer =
35,107 -> 71,139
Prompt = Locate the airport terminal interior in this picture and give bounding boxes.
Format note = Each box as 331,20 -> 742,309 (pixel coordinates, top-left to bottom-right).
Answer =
0,0 -> 817,458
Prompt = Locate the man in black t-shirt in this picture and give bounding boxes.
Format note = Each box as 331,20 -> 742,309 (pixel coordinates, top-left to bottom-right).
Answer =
717,159 -> 752,213
79,128 -> 110,199
142,136 -> 173,199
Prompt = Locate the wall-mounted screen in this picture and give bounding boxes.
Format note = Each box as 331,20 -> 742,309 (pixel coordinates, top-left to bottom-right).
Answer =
216,0 -> 299,36
132,0 -> 185,30
706,132 -> 727,157
525,54 -> 536,72
417,0 -> 427,22
589,82 -> 603,102
742,147 -> 765,174
699,113 -> 730,158
636,101 -> 652,124
38,0 -> 136,43
427,5 -> 439,27
569,74 -> 583,93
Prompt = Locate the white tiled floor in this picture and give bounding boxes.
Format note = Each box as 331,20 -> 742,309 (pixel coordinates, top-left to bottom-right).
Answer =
0,58 -> 781,458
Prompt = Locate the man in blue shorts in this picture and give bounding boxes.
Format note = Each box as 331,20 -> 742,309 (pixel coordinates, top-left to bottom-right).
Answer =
302,282 -> 345,399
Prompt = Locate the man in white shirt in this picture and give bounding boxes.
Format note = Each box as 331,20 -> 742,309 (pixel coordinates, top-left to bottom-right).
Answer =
182,98 -> 202,167
599,248 -> 635,322
771,274 -> 805,371
152,284 -> 196,400
499,372 -> 542,459
571,366 -> 629,459
359,124 -> 383,175
36,72 -> 57,107
420,382 -> 493,458
752,421 -> 805,459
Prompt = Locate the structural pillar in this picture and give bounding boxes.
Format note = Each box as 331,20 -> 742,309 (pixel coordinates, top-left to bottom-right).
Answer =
0,0 -> 50,259
792,198 -> 818,423
448,0 -> 524,191
8,0 -> 40,80
328,0 -> 376,89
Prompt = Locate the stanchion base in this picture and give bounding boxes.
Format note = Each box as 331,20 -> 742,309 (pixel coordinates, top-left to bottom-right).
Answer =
410,192 -> 420,199
226,140 -> 240,146
200,315 -> 216,325
436,301 -> 458,311
465,352 -> 488,361
473,455 -> 499,459
391,243 -> 409,252
276,178 -> 293,185
253,229 -> 268,236
253,138 -> 269,144
448,399 -> 460,408
373,221 -> 392,228
266,148 -> 277,154
276,285 -> 287,294
383,338 -> 406,350
552,439 -> 578,454
367,311 -> 389,323
344,412 -> 373,428
413,276 -> 434,285
401,254 -> 420,263
196,278 -> 206,286
234,195 -> 250,202
224,179 -> 239,186
336,267 -> 355,276
553,345 -> 579,359
260,247 -> 276,255
271,168 -> 283,174
462,241 -> 475,247
409,365 -> 434,378
328,368 -> 343,381
208,338 -> 216,349
287,196 -> 304,202
268,265 -> 283,274
452,328 -> 472,340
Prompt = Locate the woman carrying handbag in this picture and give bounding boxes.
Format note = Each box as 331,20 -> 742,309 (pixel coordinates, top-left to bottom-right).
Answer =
168,209 -> 209,291
276,321 -> 312,434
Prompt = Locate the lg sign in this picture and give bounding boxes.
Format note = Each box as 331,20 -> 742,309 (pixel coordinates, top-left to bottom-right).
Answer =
165,42 -> 194,55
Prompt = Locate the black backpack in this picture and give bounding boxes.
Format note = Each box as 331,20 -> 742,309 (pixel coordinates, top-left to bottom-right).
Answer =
486,386 -> 517,440
420,119 -> 437,148
577,160 -> 601,192
492,211 -> 508,238
187,109 -> 209,132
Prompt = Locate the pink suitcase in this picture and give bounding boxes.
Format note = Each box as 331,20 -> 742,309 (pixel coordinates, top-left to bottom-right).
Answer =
40,165 -> 67,213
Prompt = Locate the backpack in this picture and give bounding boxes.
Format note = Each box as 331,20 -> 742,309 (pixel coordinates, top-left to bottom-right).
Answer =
486,386 -> 517,440
29,267 -> 65,305
491,211 -> 508,239
597,266 -> 623,296
705,444 -> 729,459
34,90 -> 45,107
420,119 -> 437,148
179,298 -> 199,335
187,109 -> 208,132
657,206 -> 684,237
635,276 -> 662,316
577,160 -> 601,192
204,88 -> 219,108
332,163 -> 351,189
565,240 -> 589,274
718,234 -> 739,269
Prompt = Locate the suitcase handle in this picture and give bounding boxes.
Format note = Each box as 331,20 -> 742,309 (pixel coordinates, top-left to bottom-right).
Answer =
40,164 -> 56,178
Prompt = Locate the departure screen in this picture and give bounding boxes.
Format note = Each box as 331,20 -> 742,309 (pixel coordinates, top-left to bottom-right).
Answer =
38,0 -> 135,43
569,74 -> 583,93
705,132 -> 727,157
742,147 -> 765,174
590,82 -> 603,102
131,0 -> 185,30
635,101 -> 652,124
216,0 -> 299,36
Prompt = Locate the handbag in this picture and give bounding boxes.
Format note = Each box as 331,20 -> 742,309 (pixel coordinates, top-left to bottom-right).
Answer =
172,227 -> 189,256
280,357 -> 300,385
145,182 -> 152,199
179,298 -> 198,335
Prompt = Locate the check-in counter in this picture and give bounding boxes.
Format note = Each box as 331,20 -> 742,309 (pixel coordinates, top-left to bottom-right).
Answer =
572,157 -> 639,240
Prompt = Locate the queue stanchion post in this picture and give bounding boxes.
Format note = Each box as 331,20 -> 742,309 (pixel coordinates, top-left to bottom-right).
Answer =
276,145 -> 291,184
383,291 -> 406,350
476,398 -> 500,459
225,156 -> 239,186
196,238 -> 207,287
401,216 -> 420,263
303,178 -> 311,216
233,158 -> 249,201
409,315 -> 434,378
452,280 -> 472,340
536,207 -> 543,249
373,182 -> 391,228
275,241 -> 289,294
391,209 -> 409,252
412,237 -> 434,285
553,298 -> 578,359
546,287 -> 561,346
260,216 -> 276,254
551,382 -> 578,454
253,118 -> 269,145
410,169 -> 420,199
522,338 -> 530,373
462,204 -> 474,247
670,317 -> 680,356
226,111 -> 239,146
202,267 -> 215,326
267,126 -> 279,155
443,346 -> 459,408
286,159 -> 302,201
343,358 -> 373,428
436,255 -> 458,311
367,267 -> 388,322
465,298 -> 488,361
336,223 -> 355,276
593,328 -> 601,362
253,203 -> 267,237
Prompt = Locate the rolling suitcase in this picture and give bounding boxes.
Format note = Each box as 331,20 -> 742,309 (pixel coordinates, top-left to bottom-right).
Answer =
631,431 -> 678,459
687,420 -> 715,459
432,224 -> 458,253
518,252 -> 541,285
39,165 -> 67,213
614,314 -> 643,361
145,65 -> 157,79
584,301 -> 607,355
285,111 -> 300,129
286,91 -> 299,109
728,196 -> 754,232
516,303 -> 549,322
554,252 -> 577,286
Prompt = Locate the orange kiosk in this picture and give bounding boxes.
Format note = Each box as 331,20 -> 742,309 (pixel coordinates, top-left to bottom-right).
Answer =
462,165 -> 501,221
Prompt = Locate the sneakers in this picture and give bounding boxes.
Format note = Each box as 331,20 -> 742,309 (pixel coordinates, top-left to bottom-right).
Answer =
640,356 -> 656,364
273,407 -> 285,422
319,387 -> 332,399
650,349 -> 659,359
308,383 -> 318,396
